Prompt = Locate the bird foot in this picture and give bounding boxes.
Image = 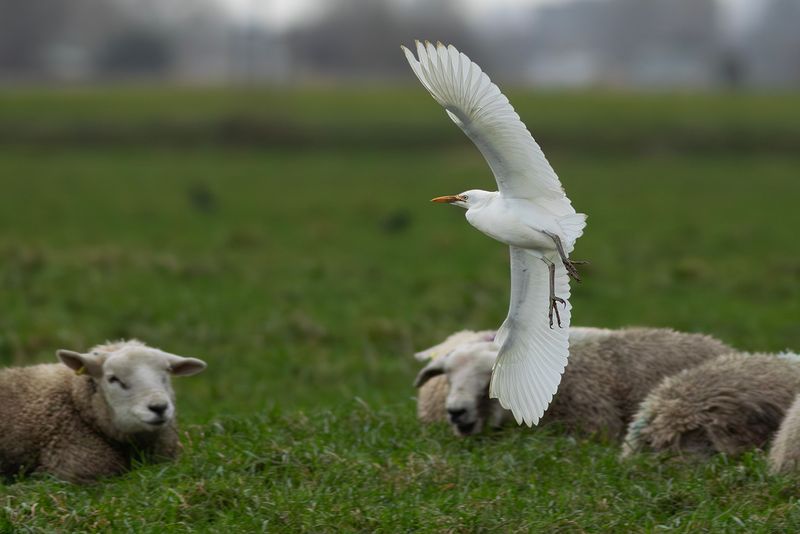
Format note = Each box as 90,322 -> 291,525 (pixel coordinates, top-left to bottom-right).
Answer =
543,231 -> 589,283
564,259 -> 588,282
549,296 -> 566,328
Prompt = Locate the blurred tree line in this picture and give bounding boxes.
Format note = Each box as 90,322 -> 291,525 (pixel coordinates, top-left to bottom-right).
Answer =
0,0 -> 798,87
0,0 -> 472,83
0,0 -> 227,81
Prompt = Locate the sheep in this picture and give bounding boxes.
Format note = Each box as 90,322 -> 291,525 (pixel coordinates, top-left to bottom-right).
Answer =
769,388 -> 800,474
622,352 -> 800,458
414,327 -> 731,437
414,330 -> 496,423
416,338 -> 509,434
413,328 -> 615,425
0,339 -> 206,483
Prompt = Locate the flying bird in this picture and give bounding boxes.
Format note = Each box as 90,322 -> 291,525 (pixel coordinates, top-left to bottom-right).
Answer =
402,41 -> 587,426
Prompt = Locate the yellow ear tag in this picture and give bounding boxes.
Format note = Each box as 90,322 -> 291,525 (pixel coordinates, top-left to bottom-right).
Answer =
75,366 -> 86,376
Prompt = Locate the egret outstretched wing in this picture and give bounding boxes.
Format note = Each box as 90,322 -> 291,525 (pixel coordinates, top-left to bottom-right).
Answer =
489,247 -> 571,426
401,40 -> 575,217
402,41 -> 581,426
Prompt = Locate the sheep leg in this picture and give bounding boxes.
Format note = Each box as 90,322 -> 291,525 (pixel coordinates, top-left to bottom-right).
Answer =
544,231 -> 587,282
40,435 -> 128,483
544,258 -> 566,329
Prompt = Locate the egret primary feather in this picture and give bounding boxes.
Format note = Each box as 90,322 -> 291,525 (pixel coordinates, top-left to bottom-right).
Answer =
402,41 -> 587,426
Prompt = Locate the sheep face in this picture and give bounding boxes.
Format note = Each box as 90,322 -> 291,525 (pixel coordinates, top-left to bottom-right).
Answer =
57,345 -> 206,435
415,341 -> 504,436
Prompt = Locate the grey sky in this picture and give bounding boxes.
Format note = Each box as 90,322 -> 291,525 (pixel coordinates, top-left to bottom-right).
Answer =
216,0 -> 766,34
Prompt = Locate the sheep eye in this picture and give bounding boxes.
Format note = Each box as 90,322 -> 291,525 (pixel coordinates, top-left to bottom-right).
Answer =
108,376 -> 128,389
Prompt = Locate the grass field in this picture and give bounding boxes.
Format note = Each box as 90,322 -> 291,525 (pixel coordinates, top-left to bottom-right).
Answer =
1,87 -> 799,531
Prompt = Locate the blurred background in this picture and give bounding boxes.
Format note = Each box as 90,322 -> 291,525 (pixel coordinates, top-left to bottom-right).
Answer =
2,3 -> 800,526
1,0 -> 798,417
2,0 -> 799,88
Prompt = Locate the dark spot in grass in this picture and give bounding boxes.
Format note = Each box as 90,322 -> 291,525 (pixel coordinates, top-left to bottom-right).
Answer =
380,210 -> 412,234
187,182 -> 217,214
652,490 -> 698,516
672,257 -> 712,281
224,227 -> 262,249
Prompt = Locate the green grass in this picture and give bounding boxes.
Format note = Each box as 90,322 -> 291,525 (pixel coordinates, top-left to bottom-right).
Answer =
1,88 -> 799,532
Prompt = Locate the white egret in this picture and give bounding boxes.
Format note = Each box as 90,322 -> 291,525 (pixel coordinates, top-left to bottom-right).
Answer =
402,41 -> 587,426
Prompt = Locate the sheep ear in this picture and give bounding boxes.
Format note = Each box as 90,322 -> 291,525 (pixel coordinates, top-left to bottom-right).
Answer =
57,350 -> 104,378
414,341 -> 452,362
414,347 -> 435,362
162,353 -> 207,376
414,357 -> 446,388
414,332 -> 465,361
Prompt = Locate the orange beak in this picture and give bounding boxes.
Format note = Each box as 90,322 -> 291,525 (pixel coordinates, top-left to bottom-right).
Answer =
431,195 -> 462,204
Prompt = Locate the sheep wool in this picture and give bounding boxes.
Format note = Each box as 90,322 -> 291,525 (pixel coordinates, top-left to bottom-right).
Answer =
623,352 -> 800,457
769,390 -> 800,474
540,327 -> 732,438
0,339 -> 206,483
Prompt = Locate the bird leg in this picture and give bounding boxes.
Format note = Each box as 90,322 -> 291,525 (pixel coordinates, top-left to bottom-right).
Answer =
545,258 -> 566,329
544,231 -> 587,282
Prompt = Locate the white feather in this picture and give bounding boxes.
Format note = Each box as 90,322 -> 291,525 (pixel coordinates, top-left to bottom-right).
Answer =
401,41 -> 575,217
490,248 -> 570,425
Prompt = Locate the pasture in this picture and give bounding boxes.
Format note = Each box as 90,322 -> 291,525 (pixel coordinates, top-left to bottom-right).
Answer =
0,87 -> 799,531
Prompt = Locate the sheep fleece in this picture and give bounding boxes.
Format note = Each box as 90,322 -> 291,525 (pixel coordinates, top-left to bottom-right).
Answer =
0,364 -> 178,483
623,353 -> 800,457
769,393 -> 800,474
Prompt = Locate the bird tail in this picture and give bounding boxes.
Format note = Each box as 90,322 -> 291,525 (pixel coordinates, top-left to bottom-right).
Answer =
557,213 -> 587,254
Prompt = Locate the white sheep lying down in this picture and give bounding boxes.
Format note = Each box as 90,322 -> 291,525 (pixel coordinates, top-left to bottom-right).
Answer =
0,339 -> 206,483
622,352 -> 800,458
414,327 -> 731,437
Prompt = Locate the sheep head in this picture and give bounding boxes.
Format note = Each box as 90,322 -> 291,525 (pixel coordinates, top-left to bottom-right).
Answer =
415,340 -> 506,437
57,341 -> 206,435
414,330 -> 496,362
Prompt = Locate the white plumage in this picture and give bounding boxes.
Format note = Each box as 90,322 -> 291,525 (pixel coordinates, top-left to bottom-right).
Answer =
403,40 -> 587,426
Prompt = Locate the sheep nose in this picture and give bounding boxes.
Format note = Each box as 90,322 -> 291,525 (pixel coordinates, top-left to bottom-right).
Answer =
148,403 -> 168,416
447,408 -> 467,422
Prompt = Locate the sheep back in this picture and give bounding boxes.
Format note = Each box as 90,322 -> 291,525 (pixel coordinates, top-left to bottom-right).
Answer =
623,353 -> 800,457
540,328 -> 731,438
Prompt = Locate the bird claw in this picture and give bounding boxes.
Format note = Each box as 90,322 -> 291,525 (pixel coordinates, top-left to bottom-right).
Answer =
564,259 -> 583,282
548,296 -> 566,328
545,231 -> 588,283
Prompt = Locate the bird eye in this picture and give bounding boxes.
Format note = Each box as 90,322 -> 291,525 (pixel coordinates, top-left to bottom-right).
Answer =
462,195 -> 468,201
108,376 -> 128,390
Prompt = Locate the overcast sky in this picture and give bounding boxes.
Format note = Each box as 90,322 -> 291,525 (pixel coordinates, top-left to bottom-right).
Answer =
218,0 -> 557,28
216,0 -> 766,34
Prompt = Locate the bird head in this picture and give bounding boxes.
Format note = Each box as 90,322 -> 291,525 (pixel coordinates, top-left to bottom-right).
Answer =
431,189 -> 493,209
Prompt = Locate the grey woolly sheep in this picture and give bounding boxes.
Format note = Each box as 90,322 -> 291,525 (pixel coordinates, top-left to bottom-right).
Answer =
622,352 -> 800,458
415,327 -> 731,437
769,388 -> 800,474
0,339 -> 206,483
